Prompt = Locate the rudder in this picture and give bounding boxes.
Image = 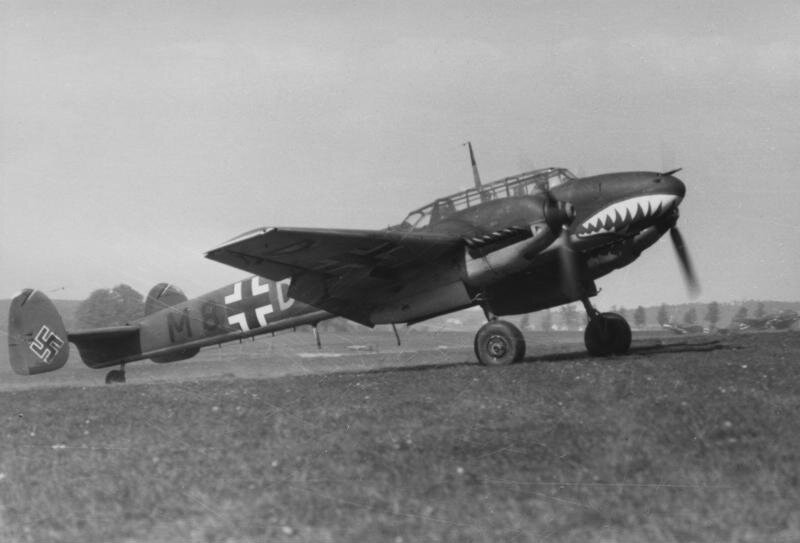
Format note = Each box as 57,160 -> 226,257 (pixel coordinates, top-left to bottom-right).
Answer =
7,289 -> 70,375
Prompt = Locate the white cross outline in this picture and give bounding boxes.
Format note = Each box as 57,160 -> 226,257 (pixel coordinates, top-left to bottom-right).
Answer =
251,276 -> 271,296
224,281 -> 242,304
227,312 -> 250,332
255,304 -> 274,327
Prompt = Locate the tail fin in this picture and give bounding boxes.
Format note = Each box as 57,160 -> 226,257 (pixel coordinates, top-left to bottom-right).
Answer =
7,289 -> 70,375
144,283 -> 188,316
143,283 -> 198,363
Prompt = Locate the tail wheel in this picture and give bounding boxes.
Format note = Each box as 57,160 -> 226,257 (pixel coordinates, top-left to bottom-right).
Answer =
585,312 -> 631,356
105,368 -> 126,384
474,320 -> 526,365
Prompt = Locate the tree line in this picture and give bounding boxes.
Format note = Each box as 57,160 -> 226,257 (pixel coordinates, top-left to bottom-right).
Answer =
75,284 -> 144,329
525,301 -> 770,331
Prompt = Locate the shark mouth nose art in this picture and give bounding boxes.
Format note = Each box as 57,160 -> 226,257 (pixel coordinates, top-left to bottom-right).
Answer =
576,194 -> 679,237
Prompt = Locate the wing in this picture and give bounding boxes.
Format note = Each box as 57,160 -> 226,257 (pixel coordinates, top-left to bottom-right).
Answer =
206,227 -> 466,324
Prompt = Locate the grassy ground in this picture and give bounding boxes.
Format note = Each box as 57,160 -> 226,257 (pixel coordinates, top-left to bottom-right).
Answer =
0,332 -> 798,542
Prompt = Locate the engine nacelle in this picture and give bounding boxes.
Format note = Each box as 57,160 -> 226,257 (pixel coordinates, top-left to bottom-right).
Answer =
482,276 -> 597,316
463,224 -> 558,287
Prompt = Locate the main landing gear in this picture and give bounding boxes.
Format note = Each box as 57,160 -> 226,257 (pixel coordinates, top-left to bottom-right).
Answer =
472,297 -> 633,365
581,298 -> 631,356
474,318 -> 526,365
105,365 -> 126,384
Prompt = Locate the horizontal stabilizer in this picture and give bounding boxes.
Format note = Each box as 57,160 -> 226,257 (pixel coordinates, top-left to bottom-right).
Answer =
68,326 -> 141,369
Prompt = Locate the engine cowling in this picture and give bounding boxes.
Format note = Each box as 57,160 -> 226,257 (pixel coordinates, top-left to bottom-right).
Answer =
462,192 -> 574,288
463,223 -> 558,287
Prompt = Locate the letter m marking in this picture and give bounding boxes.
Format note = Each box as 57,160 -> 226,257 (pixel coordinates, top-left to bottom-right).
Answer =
167,309 -> 193,343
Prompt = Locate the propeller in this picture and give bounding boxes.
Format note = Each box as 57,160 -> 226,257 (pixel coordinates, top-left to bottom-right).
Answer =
557,226 -> 581,299
542,189 -> 581,299
660,141 -> 697,297
669,226 -> 700,298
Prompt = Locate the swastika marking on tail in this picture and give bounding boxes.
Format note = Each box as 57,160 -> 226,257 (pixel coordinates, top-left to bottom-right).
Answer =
29,325 -> 65,363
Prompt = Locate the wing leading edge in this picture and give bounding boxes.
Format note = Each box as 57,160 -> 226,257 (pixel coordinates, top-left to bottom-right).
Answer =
205,227 -> 466,325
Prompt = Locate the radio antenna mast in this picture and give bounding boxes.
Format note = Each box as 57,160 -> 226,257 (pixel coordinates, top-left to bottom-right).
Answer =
464,141 -> 482,190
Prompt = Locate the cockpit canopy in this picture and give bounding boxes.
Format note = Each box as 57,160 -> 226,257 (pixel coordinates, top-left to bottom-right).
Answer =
393,167 -> 577,231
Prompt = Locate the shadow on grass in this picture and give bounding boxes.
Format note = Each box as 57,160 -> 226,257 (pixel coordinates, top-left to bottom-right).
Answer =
522,337 -> 730,364
348,338 -> 733,377
356,360 -> 474,375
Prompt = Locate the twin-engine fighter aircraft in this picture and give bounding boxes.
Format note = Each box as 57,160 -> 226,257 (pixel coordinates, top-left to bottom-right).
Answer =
8,145 -> 697,382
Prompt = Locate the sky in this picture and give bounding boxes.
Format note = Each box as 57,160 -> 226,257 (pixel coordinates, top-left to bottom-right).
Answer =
2,1 -> 799,310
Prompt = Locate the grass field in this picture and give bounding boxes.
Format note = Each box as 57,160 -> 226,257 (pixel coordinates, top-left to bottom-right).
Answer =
0,331 -> 798,542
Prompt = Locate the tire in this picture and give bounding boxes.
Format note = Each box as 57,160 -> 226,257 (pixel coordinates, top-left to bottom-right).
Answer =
105,369 -> 126,384
474,320 -> 526,365
605,312 -> 632,354
585,312 -> 631,356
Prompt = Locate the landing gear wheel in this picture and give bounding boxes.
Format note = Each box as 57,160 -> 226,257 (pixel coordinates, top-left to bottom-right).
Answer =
474,320 -> 526,365
584,312 -> 631,356
105,368 -> 126,384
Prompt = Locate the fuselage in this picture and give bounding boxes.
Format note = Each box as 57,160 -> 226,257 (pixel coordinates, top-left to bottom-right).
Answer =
78,277 -> 333,368
388,170 -> 688,319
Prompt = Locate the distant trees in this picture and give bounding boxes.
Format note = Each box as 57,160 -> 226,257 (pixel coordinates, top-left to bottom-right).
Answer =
75,284 -> 144,329
519,314 -> 531,330
540,309 -> 553,332
755,302 -> 766,318
683,306 -> 697,325
611,305 -> 627,320
633,305 -> 646,328
657,304 -> 669,325
705,301 -> 720,327
734,306 -> 748,321
559,304 -> 580,330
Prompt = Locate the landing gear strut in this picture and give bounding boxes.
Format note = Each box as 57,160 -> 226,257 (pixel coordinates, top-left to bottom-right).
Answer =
581,298 -> 631,356
105,365 -> 126,384
474,319 -> 526,365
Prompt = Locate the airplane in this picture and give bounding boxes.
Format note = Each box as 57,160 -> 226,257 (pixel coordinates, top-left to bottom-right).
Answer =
7,144 -> 698,383
661,322 -> 707,335
733,309 -> 800,331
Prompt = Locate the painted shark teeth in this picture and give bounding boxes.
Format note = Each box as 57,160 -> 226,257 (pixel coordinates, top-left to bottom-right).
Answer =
577,194 -> 678,237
